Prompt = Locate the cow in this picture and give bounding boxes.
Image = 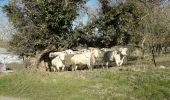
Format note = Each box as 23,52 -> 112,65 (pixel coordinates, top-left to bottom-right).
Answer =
49,52 -> 65,61
63,49 -> 75,55
51,56 -> 65,72
70,48 -> 101,71
103,47 -> 128,68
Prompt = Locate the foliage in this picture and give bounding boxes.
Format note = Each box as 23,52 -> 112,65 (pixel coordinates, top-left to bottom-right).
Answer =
3,0 -> 86,56
3,0 -> 170,56
79,0 -> 147,47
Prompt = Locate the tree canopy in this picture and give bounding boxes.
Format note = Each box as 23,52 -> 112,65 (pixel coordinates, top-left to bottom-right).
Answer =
3,0 -> 170,56
3,0 -> 87,56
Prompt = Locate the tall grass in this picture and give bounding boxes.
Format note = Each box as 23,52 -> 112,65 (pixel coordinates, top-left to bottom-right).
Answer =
0,68 -> 170,100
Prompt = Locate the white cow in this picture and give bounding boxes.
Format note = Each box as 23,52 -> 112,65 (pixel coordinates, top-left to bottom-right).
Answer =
63,49 -> 75,55
119,48 -> 128,56
103,47 -> 128,68
49,49 -> 76,60
101,48 -> 107,52
51,56 -> 65,72
70,48 -> 101,71
49,52 -> 65,61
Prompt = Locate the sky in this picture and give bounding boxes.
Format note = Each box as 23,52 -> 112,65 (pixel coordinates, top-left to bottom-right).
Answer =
0,0 -> 99,41
0,0 -> 9,26
86,0 -> 98,6
0,0 -> 98,27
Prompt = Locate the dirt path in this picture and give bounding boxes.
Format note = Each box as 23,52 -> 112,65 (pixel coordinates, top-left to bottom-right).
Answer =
0,96 -> 27,100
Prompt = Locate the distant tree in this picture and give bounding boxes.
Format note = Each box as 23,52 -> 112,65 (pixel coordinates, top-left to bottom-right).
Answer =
133,0 -> 170,66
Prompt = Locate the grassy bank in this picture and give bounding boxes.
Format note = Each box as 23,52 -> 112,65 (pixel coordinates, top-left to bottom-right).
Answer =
0,67 -> 170,100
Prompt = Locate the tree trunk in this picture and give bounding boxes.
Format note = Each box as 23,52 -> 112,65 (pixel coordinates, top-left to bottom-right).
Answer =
24,45 -> 57,71
35,46 -> 57,71
151,46 -> 157,67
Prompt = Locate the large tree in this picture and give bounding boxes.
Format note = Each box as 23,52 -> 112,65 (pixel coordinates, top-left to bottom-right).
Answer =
82,0 -> 146,47
3,0 -> 86,56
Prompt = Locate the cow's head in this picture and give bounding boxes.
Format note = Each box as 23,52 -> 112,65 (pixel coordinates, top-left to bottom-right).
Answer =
64,49 -> 75,54
119,48 -> 128,56
91,48 -> 101,58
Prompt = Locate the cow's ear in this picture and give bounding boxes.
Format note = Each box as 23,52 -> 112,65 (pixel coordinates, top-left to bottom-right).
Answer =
115,51 -> 119,54
118,50 -> 121,54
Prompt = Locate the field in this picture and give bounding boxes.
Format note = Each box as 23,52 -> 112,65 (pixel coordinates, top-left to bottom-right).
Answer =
0,54 -> 170,100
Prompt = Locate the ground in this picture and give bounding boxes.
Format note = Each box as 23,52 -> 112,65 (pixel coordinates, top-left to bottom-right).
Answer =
0,67 -> 170,100
0,53 -> 170,100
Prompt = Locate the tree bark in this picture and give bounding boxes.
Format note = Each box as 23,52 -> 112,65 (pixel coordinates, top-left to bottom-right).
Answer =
151,46 -> 157,67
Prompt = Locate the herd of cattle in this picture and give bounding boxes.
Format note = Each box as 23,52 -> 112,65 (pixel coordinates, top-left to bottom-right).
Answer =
49,47 -> 128,72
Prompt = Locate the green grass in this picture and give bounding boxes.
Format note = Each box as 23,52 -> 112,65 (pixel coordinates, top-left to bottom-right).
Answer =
0,51 -> 170,100
0,67 -> 170,100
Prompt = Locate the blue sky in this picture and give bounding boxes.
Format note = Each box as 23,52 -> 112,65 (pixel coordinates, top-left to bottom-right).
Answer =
87,0 -> 98,6
0,0 -> 98,28
0,0 -> 9,26
73,0 -> 99,27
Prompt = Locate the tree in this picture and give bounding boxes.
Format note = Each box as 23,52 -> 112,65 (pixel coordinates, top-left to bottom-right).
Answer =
0,22 -> 16,41
82,0 -> 146,47
133,0 -> 170,66
3,0 -> 86,71
3,0 -> 86,56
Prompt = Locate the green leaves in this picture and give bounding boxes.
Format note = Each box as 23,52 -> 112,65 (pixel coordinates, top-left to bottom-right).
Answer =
4,0 -> 86,56
4,0 -> 170,56
85,0 -> 147,46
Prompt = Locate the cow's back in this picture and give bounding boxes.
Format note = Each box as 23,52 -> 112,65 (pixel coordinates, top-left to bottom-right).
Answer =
70,52 -> 91,65
103,51 -> 114,62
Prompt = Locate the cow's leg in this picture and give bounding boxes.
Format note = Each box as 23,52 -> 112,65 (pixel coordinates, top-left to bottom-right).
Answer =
87,64 -> 93,70
56,66 -> 60,72
119,61 -> 123,66
75,65 -> 78,71
72,65 -> 75,71
62,65 -> 65,71
115,59 -> 119,67
52,66 -> 56,72
119,57 -> 125,66
105,62 -> 109,69
102,63 -> 105,69
72,65 -> 78,71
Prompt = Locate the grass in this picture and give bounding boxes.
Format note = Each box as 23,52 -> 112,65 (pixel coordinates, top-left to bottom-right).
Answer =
6,63 -> 24,71
0,49 -> 170,100
0,41 -> 9,48
0,67 -> 170,100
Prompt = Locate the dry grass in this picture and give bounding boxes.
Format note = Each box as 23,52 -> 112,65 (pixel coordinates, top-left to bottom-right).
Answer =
0,41 -> 9,48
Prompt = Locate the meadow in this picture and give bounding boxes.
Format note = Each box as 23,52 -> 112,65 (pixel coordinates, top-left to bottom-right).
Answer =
0,53 -> 170,100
